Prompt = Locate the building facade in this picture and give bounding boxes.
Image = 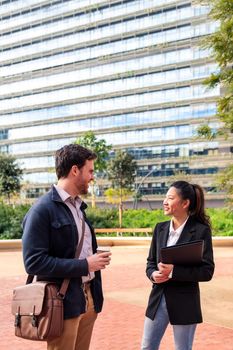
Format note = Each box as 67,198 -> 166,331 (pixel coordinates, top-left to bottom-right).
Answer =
0,0 -> 232,205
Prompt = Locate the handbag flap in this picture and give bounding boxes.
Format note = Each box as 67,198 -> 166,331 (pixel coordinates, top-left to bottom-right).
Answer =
11,282 -> 48,316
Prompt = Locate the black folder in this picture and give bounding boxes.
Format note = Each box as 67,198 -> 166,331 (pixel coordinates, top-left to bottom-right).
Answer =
160,240 -> 204,265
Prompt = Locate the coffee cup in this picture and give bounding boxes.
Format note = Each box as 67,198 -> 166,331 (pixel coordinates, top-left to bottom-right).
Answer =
96,246 -> 111,254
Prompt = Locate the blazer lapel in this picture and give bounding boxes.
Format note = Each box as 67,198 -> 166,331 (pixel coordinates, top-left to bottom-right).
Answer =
158,221 -> 170,248
176,217 -> 196,244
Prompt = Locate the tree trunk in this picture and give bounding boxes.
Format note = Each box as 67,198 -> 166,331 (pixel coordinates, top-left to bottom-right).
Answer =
119,202 -> 123,228
91,181 -> 96,208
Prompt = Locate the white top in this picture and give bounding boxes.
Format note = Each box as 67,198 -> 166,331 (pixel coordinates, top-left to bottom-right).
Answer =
167,217 -> 189,247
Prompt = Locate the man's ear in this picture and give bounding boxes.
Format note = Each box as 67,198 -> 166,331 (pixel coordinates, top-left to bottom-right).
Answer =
71,165 -> 80,176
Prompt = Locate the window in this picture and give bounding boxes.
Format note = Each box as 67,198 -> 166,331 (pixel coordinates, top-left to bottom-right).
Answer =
0,129 -> 8,140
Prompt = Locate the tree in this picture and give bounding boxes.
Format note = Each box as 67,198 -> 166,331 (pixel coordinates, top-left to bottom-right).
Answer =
0,153 -> 23,203
105,150 -> 137,227
105,187 -> 133,226
197,0 -> 233,207
74,131 -> 112,207
216,165 -> 233,208
197,0 -> 233,138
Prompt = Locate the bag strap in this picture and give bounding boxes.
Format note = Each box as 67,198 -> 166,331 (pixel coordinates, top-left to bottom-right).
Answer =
26,209 -> 86,298
58,218 -> 86,298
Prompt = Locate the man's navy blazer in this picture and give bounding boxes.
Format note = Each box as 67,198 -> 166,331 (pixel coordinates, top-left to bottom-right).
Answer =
145,216 -> 215,324
22,186 -> 103,320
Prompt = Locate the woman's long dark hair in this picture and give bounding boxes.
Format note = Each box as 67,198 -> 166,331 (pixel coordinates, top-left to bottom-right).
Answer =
170,180 -> 211,227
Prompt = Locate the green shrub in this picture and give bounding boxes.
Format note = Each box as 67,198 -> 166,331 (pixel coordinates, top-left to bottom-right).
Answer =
0,202 -> 30,239
122,209 -> 166,229
0,202 -> 14,236
86,207 -> 118,228
207,208 -> 233,236
0,203 -> 232,239
88,207 -> 233,236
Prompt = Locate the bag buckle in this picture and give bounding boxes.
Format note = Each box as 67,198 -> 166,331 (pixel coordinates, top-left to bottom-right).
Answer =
14,313 -> 21,327
30,313 -> 38,327
57,291 -> 65,300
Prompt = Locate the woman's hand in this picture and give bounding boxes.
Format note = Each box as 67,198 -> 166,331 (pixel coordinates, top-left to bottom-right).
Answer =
151,262 -> 174,283
151,270 -> 170,284
158,262 -> 174,278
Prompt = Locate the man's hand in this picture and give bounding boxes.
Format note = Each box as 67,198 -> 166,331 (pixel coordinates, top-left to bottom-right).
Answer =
87,252 -> 111,272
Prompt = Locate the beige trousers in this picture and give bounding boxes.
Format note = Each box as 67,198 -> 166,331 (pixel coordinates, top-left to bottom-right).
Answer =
47,284 -> 98,350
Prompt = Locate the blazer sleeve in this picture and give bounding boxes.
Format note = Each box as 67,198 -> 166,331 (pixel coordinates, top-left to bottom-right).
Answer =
146,223 -> 160,280
171,225 -> 215,282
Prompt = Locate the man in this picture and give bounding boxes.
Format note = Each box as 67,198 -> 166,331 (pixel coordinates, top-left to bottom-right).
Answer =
22,144 -> 111,350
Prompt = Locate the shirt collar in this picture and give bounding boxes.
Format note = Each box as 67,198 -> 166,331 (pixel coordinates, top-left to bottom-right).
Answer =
169,216 -> 189,235
54,184 -> 82,209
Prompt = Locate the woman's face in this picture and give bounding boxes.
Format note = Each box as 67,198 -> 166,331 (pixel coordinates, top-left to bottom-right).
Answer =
163,186 -> 189,217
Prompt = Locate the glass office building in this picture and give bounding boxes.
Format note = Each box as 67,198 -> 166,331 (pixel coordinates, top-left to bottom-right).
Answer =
0,0 -> 232,204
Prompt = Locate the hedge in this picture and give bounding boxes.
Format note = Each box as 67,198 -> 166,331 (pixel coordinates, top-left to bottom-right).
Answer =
0,203 -> 232,239
86,207 -> 233,236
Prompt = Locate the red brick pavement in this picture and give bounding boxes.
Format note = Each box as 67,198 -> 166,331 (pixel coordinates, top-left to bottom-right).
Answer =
0,246 -> 232,350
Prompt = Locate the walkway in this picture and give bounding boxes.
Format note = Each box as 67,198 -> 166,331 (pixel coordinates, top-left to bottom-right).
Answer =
0,245 -> 232,349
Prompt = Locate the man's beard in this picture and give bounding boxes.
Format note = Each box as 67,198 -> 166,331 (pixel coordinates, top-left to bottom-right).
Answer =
78,183 -> 88,195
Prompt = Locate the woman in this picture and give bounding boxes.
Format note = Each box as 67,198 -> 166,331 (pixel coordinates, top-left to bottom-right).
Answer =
141,181 -> 215,350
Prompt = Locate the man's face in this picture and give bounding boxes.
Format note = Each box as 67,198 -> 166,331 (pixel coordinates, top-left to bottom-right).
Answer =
75,159 -> 94,195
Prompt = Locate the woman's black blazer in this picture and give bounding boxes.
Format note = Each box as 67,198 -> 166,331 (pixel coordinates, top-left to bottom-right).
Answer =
145,216 -> 215,325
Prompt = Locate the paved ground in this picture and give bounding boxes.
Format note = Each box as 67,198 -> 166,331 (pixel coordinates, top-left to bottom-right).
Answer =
0,245 -> 232,350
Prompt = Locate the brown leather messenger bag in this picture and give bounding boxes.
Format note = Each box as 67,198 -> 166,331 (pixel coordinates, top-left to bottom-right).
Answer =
11,276 -> 69,341
11,215 -> 86,341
